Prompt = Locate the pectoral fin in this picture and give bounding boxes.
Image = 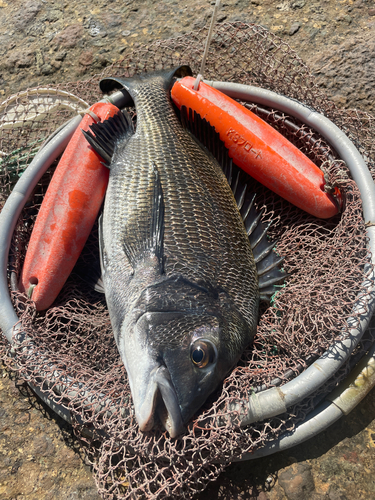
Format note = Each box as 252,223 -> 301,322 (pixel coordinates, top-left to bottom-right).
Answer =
122,162 -> 165,274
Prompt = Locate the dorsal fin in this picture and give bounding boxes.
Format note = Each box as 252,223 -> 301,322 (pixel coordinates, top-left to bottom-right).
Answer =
82,109 -> 134,167
179,106 -> 287,301
180,106 -> 233,175
229,165 -> 288,301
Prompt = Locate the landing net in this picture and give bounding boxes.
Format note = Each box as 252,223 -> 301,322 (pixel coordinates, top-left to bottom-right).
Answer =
1,22 -> 375,499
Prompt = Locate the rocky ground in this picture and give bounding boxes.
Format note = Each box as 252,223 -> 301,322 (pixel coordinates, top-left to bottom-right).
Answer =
0,0 -> 375,499
0,0 -> 374,112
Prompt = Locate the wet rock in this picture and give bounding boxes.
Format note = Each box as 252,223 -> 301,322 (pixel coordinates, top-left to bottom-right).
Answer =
40,63 -> 55,75
64,480 -> 102,500
278,462 -> 315,500
31,435 -> 56,456
26,21 -> 46,37
217,14 -> 228,22
193,16 -> 209,29
46,8 -> 63,23
55,50 -> 67,61
15,461 -> 41,496
328,489 -> 348,500
14,411 -> 31,425
291,0 -> 306,9
10,457 -> 22,474
97,54 -> 111,67
79,50 -> 94,67
309,31 -> 375,113
91,38 -> 107,47
308,27 -> 320,40
0,407 -> 8,431
87,18 -> 108,38
102,13 -> 122,28
13,0 -> 42,30
54,24 -> 83,48
6,49 -> 35,69
6,41 -> 16,51
289,22 -> 301,35
336,14 -> 353,24
0,452 -> 11,471
267,483 -> 285,499
51,60 -> 62,70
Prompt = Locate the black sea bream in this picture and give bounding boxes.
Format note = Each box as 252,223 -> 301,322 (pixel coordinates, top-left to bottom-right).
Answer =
83,66 -> 284,437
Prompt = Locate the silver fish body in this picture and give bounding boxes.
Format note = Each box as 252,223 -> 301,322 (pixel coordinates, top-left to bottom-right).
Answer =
84,67 -> 260,437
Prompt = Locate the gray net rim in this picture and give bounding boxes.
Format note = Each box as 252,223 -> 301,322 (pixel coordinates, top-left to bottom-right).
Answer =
0,81 -> 374,454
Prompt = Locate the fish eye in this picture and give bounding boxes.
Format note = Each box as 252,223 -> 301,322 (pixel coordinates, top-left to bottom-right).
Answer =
190,340 -> 216,368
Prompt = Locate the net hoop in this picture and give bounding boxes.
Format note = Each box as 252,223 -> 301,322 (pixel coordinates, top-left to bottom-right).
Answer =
0,82 -> 374,452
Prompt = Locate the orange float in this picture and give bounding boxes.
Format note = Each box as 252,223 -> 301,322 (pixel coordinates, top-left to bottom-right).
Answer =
19,102 -> 119,311
171,76 -> 342,219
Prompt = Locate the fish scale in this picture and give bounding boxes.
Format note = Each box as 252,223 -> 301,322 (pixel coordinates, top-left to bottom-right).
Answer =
104,77 -> 257,308
83,67 -> 264,436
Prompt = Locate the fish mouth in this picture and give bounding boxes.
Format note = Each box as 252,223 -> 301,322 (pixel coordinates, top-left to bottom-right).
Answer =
135,365 -> 184,438
121,310 -> 188,437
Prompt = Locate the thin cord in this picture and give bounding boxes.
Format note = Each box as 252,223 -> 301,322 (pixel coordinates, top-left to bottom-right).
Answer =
193,0 -> 221,91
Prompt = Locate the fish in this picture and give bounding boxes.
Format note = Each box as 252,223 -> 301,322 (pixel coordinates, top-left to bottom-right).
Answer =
83,66 -> 285,437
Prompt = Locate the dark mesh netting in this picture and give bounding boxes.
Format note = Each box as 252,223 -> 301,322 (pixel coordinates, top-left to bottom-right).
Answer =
1,23 -> 375,499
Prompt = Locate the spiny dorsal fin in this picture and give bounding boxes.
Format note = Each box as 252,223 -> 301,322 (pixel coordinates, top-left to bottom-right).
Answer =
82,109 -> 134,167
74,215 -> 105,294
179,106 -> 287,301
180,106 -> 233,175
122,162 -> 165,274
230,164 -> 288,301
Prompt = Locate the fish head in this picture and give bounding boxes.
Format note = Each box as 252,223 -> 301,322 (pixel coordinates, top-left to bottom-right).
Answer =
119,283 -> 253,438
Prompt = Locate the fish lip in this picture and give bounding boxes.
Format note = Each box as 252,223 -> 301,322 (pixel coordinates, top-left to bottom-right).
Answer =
123,310 -> 186,438
136,365 -> 185,438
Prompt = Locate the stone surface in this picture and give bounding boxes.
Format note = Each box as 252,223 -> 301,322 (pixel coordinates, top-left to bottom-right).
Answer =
53,24 -> 84,49
0,0 -> 372,112
0,367 -> 102,500
12,1 -> 42,30
309,31 -> 375,113
278,462 -> 315,500
289,21 -> 301,35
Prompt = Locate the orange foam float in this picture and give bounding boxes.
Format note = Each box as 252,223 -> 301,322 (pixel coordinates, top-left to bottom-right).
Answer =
19,101 -> 119,311
171,76 -> 342,219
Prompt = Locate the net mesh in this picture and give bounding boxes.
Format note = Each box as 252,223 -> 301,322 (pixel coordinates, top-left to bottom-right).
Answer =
0,22 -> 374,499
